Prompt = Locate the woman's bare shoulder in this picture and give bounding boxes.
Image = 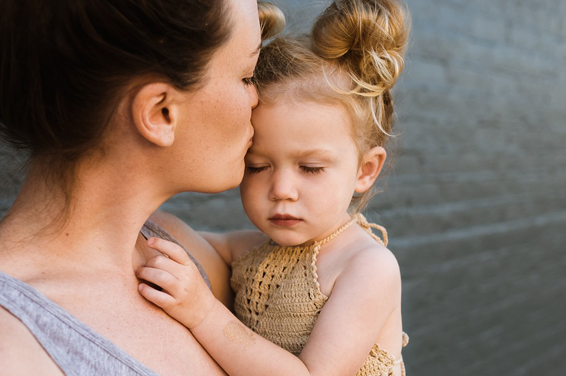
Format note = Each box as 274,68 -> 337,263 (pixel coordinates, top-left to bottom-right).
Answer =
0,306 -> 64,375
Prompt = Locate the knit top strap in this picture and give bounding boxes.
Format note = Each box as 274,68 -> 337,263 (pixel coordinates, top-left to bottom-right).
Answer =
354,213 -> 388,246
313,213 -> 388,248
313,216 -> 357,247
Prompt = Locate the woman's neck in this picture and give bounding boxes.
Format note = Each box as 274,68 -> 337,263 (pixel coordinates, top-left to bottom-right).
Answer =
0,157 -> 166,277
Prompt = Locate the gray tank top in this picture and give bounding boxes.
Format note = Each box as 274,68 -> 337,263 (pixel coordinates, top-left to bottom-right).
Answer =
0,220 -> 210,375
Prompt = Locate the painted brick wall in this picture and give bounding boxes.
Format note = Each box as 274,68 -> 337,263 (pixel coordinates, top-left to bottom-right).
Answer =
1,0 -> 565,374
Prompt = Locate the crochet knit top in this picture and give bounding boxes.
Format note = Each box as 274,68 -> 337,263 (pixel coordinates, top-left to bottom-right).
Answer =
231,213 -> 409,376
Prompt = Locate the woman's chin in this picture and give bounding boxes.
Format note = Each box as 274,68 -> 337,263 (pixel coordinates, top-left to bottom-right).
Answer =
203,170 -> 245,194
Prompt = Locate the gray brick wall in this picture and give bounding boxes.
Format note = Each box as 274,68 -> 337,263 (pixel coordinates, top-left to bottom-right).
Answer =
1,0 -> 565,374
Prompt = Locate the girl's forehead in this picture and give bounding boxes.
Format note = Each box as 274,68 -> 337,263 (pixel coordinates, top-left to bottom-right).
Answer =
249,101 -> 359,158
253,99 -> 350,133
257,99 -> 354,136
258,69 -> 349,105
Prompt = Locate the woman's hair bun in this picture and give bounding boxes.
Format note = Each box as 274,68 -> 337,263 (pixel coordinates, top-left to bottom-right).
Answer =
258,2 -> 286,41
311,0 -> 410,95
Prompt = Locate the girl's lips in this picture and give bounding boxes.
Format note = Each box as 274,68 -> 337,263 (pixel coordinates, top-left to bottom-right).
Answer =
268,215 -> 302,227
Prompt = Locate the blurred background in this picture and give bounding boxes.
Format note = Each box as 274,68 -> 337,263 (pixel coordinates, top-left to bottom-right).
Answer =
1,0 -> 565,374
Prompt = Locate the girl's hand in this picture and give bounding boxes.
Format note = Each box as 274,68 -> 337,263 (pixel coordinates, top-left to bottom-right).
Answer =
136,237 -> 216,329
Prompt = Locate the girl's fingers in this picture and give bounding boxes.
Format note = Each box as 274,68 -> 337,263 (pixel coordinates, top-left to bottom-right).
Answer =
136,266 -> 178,292
138,283 -> 176,308
145,254 -> 187,275
146,237 -> 192,265
144,254 -> 200,285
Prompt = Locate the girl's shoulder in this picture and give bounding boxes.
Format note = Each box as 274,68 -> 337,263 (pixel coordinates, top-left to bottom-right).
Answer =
228,231 -> 269,263
346,216 -> 400,286
346,231 -> 399,281
346,239 -> 401,288
199,229 -> 267,265
318,225 -> 401,299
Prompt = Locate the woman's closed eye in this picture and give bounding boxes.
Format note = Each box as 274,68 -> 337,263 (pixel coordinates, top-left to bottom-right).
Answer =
300,166 -> 325,174
242,77 -> 254,86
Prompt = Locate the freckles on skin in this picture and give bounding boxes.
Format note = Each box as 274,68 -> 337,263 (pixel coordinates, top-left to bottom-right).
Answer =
224,320 -> 256,349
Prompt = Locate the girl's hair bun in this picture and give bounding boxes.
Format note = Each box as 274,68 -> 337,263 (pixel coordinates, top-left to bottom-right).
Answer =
258,2 -> 286,41
311,0 -> 410,96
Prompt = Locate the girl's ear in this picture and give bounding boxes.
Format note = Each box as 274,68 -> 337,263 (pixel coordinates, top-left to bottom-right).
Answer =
354,146 -> 387,193
131,83 -> 180,147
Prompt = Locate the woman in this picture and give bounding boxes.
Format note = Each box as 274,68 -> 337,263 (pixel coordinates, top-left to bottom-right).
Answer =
0,0 -> 277,374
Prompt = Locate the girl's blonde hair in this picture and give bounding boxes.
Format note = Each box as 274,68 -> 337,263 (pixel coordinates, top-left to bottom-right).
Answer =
258,2 -> 286,40
254,0 -> 411,212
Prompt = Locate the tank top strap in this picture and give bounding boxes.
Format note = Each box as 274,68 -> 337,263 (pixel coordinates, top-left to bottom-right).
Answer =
0,270 -> 159,375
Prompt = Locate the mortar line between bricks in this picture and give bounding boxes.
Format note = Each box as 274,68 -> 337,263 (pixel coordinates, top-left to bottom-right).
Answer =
390,210 -> 566,248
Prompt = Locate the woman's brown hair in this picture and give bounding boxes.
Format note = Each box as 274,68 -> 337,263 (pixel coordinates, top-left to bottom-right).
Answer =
0,0 -> 232,185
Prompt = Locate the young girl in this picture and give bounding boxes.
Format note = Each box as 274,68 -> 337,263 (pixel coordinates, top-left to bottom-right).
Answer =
137,0 -> 410,375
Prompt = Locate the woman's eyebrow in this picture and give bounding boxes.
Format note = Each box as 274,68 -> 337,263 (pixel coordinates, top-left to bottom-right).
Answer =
250,42 -> 261,57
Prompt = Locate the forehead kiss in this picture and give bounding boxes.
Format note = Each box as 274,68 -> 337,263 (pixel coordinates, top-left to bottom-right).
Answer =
248,100 -> 358,160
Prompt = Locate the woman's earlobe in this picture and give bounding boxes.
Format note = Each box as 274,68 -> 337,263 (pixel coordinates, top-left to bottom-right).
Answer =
354,147 -> 387,193
132,83 -> 178,147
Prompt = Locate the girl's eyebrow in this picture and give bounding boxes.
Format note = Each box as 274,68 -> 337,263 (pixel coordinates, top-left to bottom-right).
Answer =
246,148 -> 336,160
294,149 -> 336,159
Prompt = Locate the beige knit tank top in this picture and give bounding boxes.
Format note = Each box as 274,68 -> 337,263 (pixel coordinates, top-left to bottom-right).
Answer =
231,214 -> 409,376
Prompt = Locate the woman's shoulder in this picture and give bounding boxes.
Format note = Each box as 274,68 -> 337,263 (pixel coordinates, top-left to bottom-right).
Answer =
148,210 -> 221,261
148,210 -> 198,240
0,306 -> 65,375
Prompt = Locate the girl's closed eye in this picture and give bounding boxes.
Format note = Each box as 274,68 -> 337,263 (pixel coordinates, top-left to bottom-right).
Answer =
246,165 -> 268,174
243,77 -> 254,86
300,166 -> 325,174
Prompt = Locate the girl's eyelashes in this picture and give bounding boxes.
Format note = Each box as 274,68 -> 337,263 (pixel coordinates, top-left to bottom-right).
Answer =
243,77 -> 254,86
245,165 -> 325,174
246,166 -> 268,174
300,166 -> 325,174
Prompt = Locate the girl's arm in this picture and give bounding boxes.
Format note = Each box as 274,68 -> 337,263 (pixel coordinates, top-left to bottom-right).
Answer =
148,210 -> 234,307
136,237 -> 401,376
198,230 -> 268,265
148,210 -> 266,307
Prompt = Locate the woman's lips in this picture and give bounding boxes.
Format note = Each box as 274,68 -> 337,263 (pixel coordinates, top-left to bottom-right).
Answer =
269,215 -> 302,227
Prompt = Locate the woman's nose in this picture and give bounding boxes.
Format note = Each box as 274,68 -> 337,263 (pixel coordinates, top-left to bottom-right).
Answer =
269,170 -> 298,201
249,83 -> 259,109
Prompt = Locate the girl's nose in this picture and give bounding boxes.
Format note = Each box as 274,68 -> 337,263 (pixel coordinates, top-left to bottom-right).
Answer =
269,170 -> 298,201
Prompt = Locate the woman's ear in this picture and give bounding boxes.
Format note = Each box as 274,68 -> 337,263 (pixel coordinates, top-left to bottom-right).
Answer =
131,83 -> 180,147
354,146 -> 387,193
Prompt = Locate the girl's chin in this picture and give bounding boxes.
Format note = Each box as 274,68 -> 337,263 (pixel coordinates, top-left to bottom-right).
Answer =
267,236 -> 314,248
